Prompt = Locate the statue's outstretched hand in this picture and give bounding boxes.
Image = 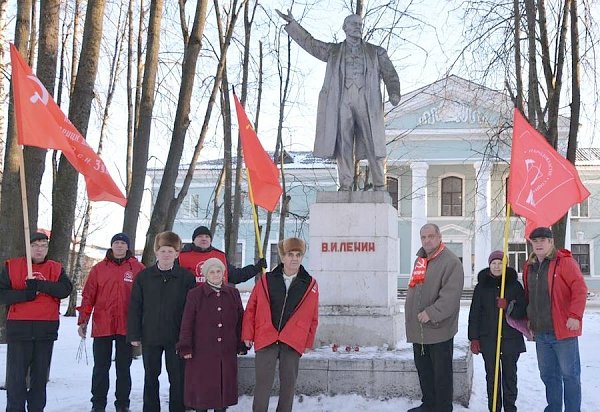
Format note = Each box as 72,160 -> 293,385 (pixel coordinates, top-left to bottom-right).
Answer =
275,9 -> 294,23
389,94 -> 401,106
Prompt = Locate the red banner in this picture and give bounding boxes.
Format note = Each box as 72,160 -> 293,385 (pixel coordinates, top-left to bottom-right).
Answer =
507,109 -> 589,236
233,93 -> 282,212
10,43 -> 126,206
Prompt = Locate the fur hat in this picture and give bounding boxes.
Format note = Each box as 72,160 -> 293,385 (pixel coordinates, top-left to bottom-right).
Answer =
154,231 -> 182,252
111,232 -> 131,250
192,226 -> 212,241
488,250 -> 504,265
278,237 -> 306,256
530,227 -> 553,239
30,232 -> 49,243
202,257 -> 225,274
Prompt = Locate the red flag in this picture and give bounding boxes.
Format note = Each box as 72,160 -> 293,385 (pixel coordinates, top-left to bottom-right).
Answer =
507,108 -> 589,236
10,43 -> 127,207
232,93 -> 282,212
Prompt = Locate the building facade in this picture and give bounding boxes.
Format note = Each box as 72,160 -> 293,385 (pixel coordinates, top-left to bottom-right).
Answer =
150,76 -> 600,290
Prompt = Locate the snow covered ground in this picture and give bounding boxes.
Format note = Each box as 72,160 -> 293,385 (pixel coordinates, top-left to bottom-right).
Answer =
1,297 -> 599,411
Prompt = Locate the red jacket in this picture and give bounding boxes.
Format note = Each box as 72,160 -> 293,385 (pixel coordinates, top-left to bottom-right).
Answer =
242,270 -> 319,355
77,253 -> 144,337
523,248 -> 587,340
179,248 -> 230,284
7,258 -> 62,321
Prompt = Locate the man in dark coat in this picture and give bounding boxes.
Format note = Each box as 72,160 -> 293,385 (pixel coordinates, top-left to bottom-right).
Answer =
468,250 -> 527,412
0,232 -> 73,412
127,231 -> 196,412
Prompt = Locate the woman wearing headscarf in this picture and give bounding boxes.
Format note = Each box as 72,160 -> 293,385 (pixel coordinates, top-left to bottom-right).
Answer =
468,250 -> 527,412
177,258 -> 245,412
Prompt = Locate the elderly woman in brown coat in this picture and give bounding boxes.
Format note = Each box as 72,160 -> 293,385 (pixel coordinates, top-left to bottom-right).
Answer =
177,258 -> 245,412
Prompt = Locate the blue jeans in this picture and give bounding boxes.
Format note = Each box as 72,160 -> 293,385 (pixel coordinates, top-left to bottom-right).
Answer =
535,332 -> 581,412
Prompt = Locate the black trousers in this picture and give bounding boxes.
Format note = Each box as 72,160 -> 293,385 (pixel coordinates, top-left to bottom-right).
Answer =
142,343 -> 185,412
6,340 -> 54,412
481,350 -> 519,412
412,338 -> 454,412
91,335 -> 133,409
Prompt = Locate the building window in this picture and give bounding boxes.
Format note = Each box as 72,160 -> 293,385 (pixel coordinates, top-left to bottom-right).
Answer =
441,176 -> 462,216
508,243 -> 528,273
233,242 -> 243,267
387,176 -> 399,210
572,244 -> 590,276
269,243 -> 280,269
182,193 -> 200,218
571,199 -> 589,218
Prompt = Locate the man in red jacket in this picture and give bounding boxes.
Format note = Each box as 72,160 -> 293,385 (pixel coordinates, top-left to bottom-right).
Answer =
523,227 -> 588,412
77,232 -> 144,412
0,232 -> 73,412
242,237 -> 319,412
178,225 -> 266,285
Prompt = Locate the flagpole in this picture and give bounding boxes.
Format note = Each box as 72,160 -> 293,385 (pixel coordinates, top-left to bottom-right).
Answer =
17,145 -> 33,280
246,168 -> 266,275
492,203 -> 512,411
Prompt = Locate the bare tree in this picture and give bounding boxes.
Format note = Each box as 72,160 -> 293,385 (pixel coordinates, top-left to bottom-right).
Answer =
122,0 -> 163,248
139,0 -> 210,265
48,0 -> 107,266
0,0 -> 32,345
0,0 -> 9,163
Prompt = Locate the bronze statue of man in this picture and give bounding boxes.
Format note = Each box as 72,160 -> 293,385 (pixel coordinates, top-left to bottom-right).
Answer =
276,10 -> 401,191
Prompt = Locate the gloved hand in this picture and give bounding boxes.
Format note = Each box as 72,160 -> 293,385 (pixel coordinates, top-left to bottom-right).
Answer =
78,324 -> 87,338
254,258 -> 267,272
496,297 -> 508,310
470,339 -> 481,355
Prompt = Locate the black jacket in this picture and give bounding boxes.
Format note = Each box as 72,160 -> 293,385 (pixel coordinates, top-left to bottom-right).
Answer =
0,259 -> 73,342
468,266 -> 527,354
126,264 -> 196,346
266,264 -> 312,332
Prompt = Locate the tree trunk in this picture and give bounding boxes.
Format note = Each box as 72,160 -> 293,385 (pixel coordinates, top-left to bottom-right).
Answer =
0,0 -> 31,346
23,0 -> 60,234
123,0 -> 163,249
140,0 -> 209,265
48,0 -> 107,267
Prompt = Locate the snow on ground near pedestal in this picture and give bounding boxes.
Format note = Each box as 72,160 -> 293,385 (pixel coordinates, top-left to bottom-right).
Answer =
1,296 -> 599,411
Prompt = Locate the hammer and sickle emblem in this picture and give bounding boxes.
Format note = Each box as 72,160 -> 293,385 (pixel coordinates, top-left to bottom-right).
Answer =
27,75 -> 49,105
415,259 -> 426,269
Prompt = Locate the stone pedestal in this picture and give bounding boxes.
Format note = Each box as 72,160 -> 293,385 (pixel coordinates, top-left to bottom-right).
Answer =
309,191 -> 404,348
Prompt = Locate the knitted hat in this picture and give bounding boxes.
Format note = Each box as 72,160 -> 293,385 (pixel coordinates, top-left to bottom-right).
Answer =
192,226 -> 212,241
278,237 -> 306,256
30,232 -> 49,243
111,232 -> 131,250
202,257 -> 225,274
530,227 -> 553,239
488,250 -> 504,265
154,231 -> 182,252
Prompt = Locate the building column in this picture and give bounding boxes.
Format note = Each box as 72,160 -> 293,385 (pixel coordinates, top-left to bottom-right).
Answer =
411,162 -> 429,260
473,161 -> 492,285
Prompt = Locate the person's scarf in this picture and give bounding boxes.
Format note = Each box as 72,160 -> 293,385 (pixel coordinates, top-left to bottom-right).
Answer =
408,243 -> 446,288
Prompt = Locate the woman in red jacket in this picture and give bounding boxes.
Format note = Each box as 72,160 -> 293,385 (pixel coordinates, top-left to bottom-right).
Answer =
242,237 -> 319,412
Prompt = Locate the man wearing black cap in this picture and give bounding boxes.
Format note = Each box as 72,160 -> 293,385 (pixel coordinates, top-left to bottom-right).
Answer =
178,225 -> 266,285
77,232 -> 145,412
0,232 -> 73,412
523,226 -> 587,412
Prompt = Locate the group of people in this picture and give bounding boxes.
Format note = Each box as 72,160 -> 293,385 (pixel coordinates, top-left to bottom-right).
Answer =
0,226 -> 319,412
0,222 -> 588,412
406,223 -> 587,412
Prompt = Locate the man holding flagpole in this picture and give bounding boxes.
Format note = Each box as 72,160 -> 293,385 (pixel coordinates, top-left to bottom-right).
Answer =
523,227 -> 587,412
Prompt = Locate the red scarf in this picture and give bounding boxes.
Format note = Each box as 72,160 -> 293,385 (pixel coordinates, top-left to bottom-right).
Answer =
409,243 -> 445,288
